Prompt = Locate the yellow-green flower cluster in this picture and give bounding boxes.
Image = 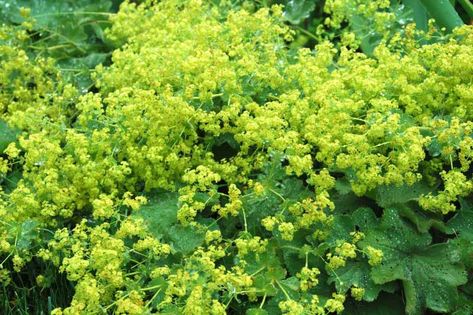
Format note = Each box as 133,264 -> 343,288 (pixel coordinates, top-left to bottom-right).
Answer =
297,267 -> 321,291
324,293 -> 346,313
0,0 -> 472,314
326,241 -> 358,270
351,286 -> 365,301
365,246 -> 384,266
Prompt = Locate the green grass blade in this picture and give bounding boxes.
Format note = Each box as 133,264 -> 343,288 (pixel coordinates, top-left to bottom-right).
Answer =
458,0 -> 473,19
420,0 -> 464,31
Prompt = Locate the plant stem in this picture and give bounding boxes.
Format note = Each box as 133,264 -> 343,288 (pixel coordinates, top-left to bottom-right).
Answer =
275,280 -> 291,300
259,293 -> 267,308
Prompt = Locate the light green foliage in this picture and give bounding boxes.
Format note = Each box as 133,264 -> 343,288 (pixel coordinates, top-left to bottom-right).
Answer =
361,209 -> 467,314
0,120 -> 18,152
448,198 -> 473,242
0,0 -> 120,89
283,0 -> 319,24
0,0 -> 472,314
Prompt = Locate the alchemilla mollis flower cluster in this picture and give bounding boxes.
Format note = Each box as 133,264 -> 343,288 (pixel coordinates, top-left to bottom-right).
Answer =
0,0 -> 472,314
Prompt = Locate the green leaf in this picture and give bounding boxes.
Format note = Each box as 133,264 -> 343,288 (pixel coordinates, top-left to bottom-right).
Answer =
9,219 -> 39,251
452,290 -> 473,315
404,0 -> 429,31
420,0 -> 464,31
243,154 -> 311,234
327,208 -> 397,302
167,224 -> 205,255
253,274 -> 278,296
134,192 -> 204,254
446,198 -> 473,269
447,198 -> 473,241
0,120 -> 19,152
334,177 -> 352,195
426,136 -> 442,157
350,14 -> 382,55
276,277 -> 300,300
246,308 -> 268,315
326,207 -> 377,246
373,180 -> 434,208
144,277 -> 168,309
134,192 -> 179,238
283,0 -> 318,25
207,132 -> 240,161
278,276 -> 299,292
325,214 -> 354,245
58,53 -> 110,90
244,244 -> 287,297
281,230 -> 310,275
3,168 -> 22,193
160,305 -> 180,315
396,204 -> 452,234
332,192 -> 368,215
361,208 -> 467,315
332,177 -> 370,215
10,0 -> 112,26
328,259 -> 397,302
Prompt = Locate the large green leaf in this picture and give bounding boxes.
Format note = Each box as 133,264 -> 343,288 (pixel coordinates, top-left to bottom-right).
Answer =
328,259 -> 397,302
243,242 -> 291,300
9,219 -> 39,251
326,207 -> 377,246
452,290 -> 473,315
326,207 -> 397,302
4,0 -> 112,51
403,0 -> 429,31
420,0 -> 464,31
396,203 -> 452,234
242,154 -> 311,234
2,0 -> 111,23
135,192 -> 179,236
283,0 -> 318,25
167,224 -> 205,254
134,192 -> 205,255
361,208 -> 467,315
369,178 -> 450,234
446,198 -> 473,269
373,180 -> 434,208
350,14 -> 383,55
447,198 -> 473,242
0,120 -> 19,152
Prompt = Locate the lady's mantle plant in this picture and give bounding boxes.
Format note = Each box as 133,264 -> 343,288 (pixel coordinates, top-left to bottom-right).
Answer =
0,0 -> 472,314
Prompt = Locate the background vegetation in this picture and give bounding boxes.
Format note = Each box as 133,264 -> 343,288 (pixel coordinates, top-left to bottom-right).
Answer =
0,0 -> 472,314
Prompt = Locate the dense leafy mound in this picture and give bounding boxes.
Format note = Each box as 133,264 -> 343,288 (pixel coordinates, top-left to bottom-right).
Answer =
0,0 -> 472,314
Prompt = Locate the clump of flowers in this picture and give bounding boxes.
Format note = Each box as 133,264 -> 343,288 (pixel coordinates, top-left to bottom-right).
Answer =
0,0 -> 472,314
